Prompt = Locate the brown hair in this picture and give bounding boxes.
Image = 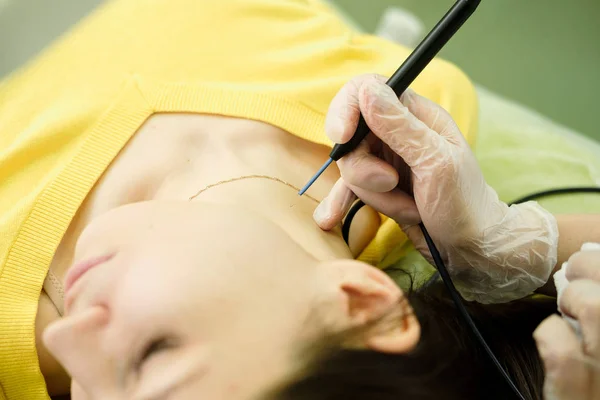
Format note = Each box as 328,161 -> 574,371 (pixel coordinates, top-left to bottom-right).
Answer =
272,282 -> 555,400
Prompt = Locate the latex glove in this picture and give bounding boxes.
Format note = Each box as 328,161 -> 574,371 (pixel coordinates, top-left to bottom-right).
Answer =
313,74 -> 559,303
534,244 -> 600,400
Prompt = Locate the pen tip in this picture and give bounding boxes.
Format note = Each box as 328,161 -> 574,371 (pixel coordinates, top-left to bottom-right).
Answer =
298,158 -> 333,196
298,176 -> 317,196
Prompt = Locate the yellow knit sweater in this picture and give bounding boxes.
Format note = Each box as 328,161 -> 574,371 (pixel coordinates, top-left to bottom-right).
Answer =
0,0 -> 477,398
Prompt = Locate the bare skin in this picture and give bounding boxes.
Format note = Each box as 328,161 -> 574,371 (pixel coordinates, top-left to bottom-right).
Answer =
36,113 -> 598,398
537,215 -> 600,296
37,113 -> 385,397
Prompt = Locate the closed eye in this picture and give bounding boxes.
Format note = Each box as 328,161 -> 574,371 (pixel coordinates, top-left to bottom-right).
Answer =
136,337 -> 177,371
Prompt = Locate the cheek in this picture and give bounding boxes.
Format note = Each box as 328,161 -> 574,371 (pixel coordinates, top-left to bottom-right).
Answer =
110,263 -> 202,329
119,250 -> 233,307
112,264 -> 250,342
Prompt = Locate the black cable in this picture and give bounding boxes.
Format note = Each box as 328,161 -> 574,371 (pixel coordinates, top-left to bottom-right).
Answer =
341,186 -> 600,399
342,200 -> 366,244
419,186 -> 600,399
342,187 -> 600,244
509,186 -> 600,206
419,223 -> 526,400
342,207 -> 525,397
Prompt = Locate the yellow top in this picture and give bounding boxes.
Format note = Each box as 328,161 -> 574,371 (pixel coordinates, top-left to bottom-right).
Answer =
0,0 -> 478,398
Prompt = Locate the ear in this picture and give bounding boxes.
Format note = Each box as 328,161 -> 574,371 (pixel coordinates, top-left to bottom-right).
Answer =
327,260 -> 420,355
365,307 -> 421,355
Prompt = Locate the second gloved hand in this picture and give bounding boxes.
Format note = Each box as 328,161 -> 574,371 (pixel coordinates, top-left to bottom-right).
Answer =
314,75 -> 559,303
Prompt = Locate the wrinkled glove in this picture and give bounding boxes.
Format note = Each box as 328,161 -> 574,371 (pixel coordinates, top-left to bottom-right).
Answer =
313,74 -> 559,303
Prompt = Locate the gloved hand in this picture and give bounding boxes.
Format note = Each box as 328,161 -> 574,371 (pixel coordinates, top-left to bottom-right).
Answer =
534,244 -> 600,400
313,74 -> 559,303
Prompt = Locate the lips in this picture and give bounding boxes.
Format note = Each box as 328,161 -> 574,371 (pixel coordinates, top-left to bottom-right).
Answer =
64,253 -> 115,296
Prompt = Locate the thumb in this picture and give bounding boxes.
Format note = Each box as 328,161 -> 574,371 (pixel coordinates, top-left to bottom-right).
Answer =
534,315 -> 591,400
314,178 -> 357,231
360,80 -> 453,169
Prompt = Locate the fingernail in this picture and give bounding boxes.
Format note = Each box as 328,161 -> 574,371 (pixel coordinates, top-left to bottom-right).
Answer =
371,79 -> 392,97
332,115 -> 347,143
368,82 -> 397,114
313,197 -> 331,224
326,111 -> 347,143
400,88 -> 415,107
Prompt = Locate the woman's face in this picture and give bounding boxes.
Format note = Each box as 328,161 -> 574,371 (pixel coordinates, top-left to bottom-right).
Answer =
44,201 -> 412,400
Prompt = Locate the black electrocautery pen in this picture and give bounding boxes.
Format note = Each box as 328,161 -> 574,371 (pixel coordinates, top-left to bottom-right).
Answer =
299,0 -> 481,196
298,3 -> 530,399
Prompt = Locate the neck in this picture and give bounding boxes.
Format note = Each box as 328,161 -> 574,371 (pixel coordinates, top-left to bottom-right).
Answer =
183,175 -> 353,261
142,113 -> 355,261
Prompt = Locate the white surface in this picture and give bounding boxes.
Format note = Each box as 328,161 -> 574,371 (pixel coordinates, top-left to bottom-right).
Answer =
375,6 -> 425,48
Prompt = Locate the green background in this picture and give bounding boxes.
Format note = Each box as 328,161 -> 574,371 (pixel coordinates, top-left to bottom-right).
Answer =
330,0 -> 600,140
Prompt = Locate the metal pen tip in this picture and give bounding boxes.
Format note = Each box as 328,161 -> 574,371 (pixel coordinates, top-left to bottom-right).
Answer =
298,158 -> 333,196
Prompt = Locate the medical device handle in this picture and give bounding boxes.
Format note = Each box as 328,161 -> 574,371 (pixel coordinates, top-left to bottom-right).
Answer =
328,0 -> 481,161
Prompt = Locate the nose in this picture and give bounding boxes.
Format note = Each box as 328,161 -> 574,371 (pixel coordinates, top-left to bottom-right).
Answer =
43,306 -> 113,394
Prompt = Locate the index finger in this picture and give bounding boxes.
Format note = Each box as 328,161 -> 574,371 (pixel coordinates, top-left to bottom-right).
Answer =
359,80 -> 451,169
325,74 -> 387,144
